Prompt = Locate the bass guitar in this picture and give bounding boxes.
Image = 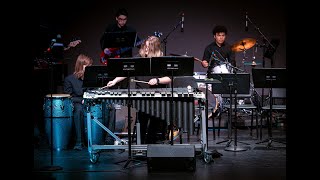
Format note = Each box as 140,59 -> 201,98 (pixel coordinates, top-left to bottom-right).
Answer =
100,31 -> 162,65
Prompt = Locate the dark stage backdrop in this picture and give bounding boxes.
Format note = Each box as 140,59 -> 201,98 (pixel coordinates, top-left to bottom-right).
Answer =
38,0 -> 286,75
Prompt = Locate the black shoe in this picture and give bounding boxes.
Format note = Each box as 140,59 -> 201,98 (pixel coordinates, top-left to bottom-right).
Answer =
212,149 -> 223,158
73,144 -> 83,151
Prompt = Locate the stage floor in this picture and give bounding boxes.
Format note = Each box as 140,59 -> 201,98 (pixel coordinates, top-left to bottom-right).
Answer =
33,118 -> 286,180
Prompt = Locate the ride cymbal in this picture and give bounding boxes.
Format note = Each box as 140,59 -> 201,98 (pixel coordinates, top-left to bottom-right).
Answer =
231,38 -> 256,52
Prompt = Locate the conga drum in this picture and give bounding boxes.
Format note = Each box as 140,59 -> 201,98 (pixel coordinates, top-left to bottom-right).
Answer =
44,94 -> 73,151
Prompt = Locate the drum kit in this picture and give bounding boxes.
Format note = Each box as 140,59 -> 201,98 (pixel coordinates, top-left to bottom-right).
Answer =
193,37 -> 263,116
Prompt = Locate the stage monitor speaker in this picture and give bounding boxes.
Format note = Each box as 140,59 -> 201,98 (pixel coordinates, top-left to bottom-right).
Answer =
147,144 -> 196,172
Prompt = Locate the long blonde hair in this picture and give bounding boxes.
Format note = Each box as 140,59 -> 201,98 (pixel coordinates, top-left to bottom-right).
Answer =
139,36 -> 163,57
74,54 -> 93,79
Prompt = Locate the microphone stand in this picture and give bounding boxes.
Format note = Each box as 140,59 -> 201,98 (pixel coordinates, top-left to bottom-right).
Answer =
247,14 -> 276,68
161,20 -> 183,55
247,13 -> 276,140
40,51 -> 63,171
247,15 -> 275,54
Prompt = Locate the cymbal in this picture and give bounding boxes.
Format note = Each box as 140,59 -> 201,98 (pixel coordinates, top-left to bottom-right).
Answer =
170,53 -> 188,56
243,61 -> 262,66
170,53 -> 202,62
231,38 -> 256,52
170,53 -> 182,56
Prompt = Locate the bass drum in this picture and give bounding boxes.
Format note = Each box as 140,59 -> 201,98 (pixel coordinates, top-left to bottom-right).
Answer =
210,64 -> 231,73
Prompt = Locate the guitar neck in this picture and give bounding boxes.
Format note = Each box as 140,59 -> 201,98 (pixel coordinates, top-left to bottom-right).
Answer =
115,39 -> 144,54
110,32 -> 162,56
116,47 -> 131,54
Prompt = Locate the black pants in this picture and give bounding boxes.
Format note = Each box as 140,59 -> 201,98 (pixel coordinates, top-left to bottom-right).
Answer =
73,103 -> 84,146
138,112 -> 167,144
104,104 -> 116,145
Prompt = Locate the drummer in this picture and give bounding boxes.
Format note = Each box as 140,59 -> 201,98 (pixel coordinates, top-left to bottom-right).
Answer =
197,25 -> 236,117
200,25 -> 236,75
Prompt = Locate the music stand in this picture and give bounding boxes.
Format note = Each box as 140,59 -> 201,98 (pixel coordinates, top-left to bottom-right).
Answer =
252,68 -> 287,147
151,56 -> 194,145
263,39 -> 280,66
108,57 -> 151,169
108,57 -> 151,77
102,31 -> 138,49
83,65 -> 109,88
209,73 -> 251,152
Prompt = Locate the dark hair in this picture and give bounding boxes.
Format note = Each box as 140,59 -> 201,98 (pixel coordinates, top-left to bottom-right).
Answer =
115,8 -> 128,17
212,25 -> 227,35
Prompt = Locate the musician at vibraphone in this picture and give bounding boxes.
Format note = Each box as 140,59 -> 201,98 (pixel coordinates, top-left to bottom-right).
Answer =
103,35 -> 174,144
104,76 -> 172,144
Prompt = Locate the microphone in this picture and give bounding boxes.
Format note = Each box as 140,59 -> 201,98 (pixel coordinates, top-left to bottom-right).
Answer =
47,38 -> 56,50
181,12 -> 184,32
210,51 -> 215,60
51,34 -> 65,49
50,38 -> 64,49
209,51 -> 215,66
245,11 -> 248,32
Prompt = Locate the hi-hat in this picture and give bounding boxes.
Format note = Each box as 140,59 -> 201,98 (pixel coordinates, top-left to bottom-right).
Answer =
231,38 -> 256,52
243,61 -> 262,66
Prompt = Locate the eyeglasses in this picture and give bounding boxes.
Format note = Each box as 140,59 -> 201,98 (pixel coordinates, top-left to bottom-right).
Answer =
117,18 -> 127,21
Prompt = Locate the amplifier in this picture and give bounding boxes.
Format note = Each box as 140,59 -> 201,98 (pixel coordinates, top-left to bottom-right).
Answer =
147,144 -> 196,172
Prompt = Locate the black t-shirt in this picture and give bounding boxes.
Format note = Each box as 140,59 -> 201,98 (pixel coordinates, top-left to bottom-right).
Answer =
202,41 -> 236,70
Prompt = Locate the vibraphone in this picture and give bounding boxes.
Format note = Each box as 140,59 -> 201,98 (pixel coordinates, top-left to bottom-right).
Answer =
84,87 -> 204,132
83,87 -> 207,163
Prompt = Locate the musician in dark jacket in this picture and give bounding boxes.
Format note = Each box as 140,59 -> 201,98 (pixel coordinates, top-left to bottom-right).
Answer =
64,54 -> 93,150
99,8 -> 140,89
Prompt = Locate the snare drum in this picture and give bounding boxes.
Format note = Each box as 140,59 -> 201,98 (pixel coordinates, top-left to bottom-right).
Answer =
193,72 -> 208,89
198,88 -> 220,115
44,94 -> 73,151
193,72 -> 207,79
